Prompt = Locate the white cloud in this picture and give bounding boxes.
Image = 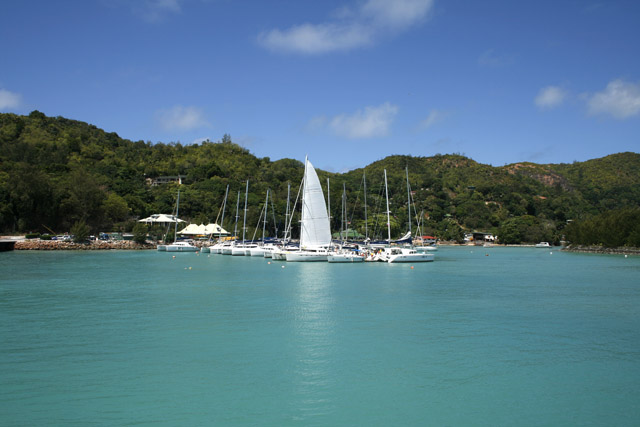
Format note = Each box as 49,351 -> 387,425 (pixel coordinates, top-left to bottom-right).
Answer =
126,0 -> 182,22
0,89 -> 22,110
586,79 -> 640,119
258,0 -> 434,54
362,0 -> 434,29
535,86 -> 567,109
419,109 -> 448,129
327,102 -> 398,139
259,22 -> 373,54
157,106 -> 210,131
306,115 -> 328,132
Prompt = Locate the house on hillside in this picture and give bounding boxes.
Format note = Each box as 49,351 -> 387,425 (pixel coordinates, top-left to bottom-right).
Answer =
146,175 -> 185,186
464,232 -> 496,245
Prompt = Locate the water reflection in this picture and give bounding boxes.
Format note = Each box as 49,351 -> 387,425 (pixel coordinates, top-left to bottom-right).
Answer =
290,262 -> 337,420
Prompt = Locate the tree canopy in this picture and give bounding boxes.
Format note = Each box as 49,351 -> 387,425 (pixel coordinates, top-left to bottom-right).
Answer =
1,111 -> 639,245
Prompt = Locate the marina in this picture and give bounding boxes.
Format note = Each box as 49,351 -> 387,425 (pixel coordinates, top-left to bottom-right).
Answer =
2,1 -> 638,424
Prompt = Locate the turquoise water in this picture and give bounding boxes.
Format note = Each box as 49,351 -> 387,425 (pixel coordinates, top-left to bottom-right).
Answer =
1,247 -> 639,426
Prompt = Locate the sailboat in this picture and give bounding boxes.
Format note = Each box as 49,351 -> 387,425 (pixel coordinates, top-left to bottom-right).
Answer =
249,189 -> 270,257
165,190 -> 198,252
221,191 -> 241,255
208,184 -> 230,254
271,182 -> 298,261
377,169 -> 434,263
285,157 -> 332,262
231,181 -> 253,256
327,182 -> 364,263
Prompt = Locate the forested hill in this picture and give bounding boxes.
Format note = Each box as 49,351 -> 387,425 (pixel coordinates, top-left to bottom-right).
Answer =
1,111 -> 639,244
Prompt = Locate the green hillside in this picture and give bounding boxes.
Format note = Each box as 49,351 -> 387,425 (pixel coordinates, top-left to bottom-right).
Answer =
1,111 -> 639,244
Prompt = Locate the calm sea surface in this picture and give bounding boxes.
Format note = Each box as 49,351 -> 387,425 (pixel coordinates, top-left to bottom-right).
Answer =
1,247 -> 639,426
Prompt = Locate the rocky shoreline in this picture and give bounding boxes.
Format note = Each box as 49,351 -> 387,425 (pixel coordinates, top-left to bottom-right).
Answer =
14,239 -> 156,250
562,245 -> 640,256
7,239 -> 640,255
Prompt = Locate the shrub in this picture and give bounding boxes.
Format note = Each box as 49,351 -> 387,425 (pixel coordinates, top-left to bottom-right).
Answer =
71,221 -> 90,243
132,223 -> 148,244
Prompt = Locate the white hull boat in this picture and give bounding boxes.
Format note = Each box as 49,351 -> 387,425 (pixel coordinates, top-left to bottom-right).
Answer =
231,245 -> 248,256
244,244 -> 258,255
286,250 -> 329,262
166,241 -> 198,252
327,252 -> 364,263
384,247 -> 434,263
271,246 -> 298,260
249,247 -> 266,257
262,245 -> 276,258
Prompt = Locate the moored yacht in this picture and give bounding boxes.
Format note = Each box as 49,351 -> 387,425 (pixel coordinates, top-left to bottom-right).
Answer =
285,157 -> 332,262
327,250 -> 365,263
166,240 -> 198,252
381,247 -> 434,263
286,247 -> 330,262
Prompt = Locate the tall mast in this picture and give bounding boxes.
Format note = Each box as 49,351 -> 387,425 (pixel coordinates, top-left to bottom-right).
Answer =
327,178 -> 330,228
233,191 -> 240,239
384,169 -> 391,244
342,183 -> 347,241
242,180 -> 249,244
363,170 -> 368,240
327,178 -> 331,246
300,157 -> 308,244
270,196 -> 278,239
262,189 -> 269,242
174,189 -> 180,243
219,184 -> 229,240
406,166 -> 411,235
284,182 -> 291,241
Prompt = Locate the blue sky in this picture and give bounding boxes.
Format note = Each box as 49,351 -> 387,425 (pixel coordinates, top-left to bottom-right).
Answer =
1,0 -> 639,172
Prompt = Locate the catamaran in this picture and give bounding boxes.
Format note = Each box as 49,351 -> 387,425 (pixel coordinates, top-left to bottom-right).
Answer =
165,190 -> 198,252
231,181 -> 251,256
327,182 -> 364,262
249,189 -> 271,257
376,169 -> 434,263
285,157 -> 332,262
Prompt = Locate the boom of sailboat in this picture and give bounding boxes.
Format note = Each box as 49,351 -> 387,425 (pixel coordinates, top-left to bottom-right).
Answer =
156,157 -> 435,263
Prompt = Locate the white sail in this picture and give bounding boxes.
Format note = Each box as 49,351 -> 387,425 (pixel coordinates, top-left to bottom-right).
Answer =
300,158 -> 331,248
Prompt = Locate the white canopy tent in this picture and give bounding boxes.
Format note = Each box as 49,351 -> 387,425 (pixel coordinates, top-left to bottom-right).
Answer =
138,214 -> 186,225
178,223 -> 229,236
203,223 -> 229,235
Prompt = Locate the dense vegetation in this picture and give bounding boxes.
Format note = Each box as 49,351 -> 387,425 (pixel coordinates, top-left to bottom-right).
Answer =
2,111 -> 639,244
565,208 -> 640,248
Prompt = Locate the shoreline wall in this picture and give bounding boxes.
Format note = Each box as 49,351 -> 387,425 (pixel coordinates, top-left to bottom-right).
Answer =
15,240 -> 156,250
562,245 -> 640,256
